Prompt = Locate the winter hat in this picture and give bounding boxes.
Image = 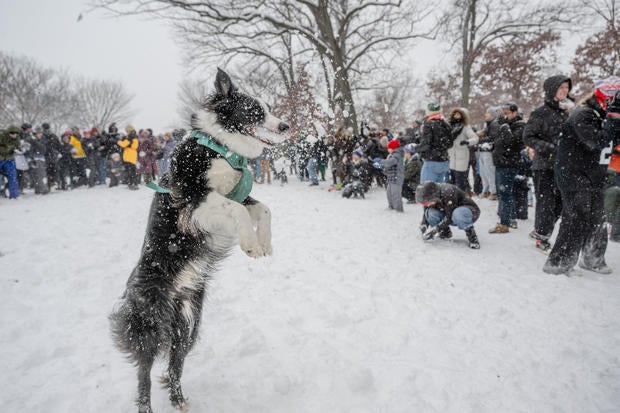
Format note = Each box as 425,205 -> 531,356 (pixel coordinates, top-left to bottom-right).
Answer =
403,144 -> 415,155
502,102 -> 519,113
21,122 -> 32,130
426,102 -> 441,116
352,149 -> 364,158
41,122 -> 51,131
125,124 -> 135,133
594,76 -> 620,111
387,139 -> 400,150
91,126 -> 99,135
486,106 -> 501,119
415,181 -> 441,204
34,126 -> 42,134
63,130 -> 71,136
109,123 -> 118,134
5,125 -> 20,134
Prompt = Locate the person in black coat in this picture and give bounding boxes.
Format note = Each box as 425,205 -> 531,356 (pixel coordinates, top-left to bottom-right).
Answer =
523,75 -> 573,248
41,122 -> 61,190
543,83 -> 620,275
415,181 -> 481,249
489,103 -> 526,233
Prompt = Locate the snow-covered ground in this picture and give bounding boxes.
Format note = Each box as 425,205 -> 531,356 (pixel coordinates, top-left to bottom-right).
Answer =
1,177 -> 619,413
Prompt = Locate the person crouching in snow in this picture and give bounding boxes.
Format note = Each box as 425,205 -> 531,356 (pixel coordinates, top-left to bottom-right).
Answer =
416,181 -> 481,249
374,139 -> 404,211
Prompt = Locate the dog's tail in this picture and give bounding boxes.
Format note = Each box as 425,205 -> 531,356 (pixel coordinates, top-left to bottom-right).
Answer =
110,293 -> 167,363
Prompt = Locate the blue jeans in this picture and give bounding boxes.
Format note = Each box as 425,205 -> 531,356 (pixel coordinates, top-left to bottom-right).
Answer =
97,157 -> 107,185
421,161 -> 449,183
496,167 -> 517,225
307,157 -> 319,184
425,206 -> 474,230
0,159 -> 19,198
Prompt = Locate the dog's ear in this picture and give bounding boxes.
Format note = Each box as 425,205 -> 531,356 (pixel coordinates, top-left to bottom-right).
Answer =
215,68 -> 236,97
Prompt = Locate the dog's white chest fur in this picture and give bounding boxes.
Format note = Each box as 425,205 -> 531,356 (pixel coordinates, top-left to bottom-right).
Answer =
207,158 -> 242,195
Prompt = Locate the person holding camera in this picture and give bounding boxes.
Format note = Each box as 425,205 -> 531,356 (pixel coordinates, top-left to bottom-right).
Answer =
447,108 -> 479,192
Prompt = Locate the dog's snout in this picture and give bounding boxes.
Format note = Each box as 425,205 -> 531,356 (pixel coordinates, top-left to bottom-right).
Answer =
278,122 -> 290,132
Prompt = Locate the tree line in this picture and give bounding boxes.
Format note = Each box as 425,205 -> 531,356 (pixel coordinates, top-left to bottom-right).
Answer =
96,0 -> 619,132
0,51 -> 134,131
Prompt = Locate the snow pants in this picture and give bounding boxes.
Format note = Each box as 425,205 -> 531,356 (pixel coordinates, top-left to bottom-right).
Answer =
546,189 -> 608,271
386,183 -> 403,212
478,151 -> 496,194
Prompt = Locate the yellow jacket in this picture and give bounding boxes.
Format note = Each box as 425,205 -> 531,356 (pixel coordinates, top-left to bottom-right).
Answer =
69,136 -> 86,158
117,137 -> 139,164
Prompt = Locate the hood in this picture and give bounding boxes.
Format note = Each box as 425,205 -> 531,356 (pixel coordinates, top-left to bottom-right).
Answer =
415,182 -> 441,204
449,107 -> 470,125
5,125 -> 20,134
544,75 -> 572,103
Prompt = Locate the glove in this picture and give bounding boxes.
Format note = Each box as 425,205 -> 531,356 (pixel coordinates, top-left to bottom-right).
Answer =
373,157 -> 383,163
422,226 -> 438,241
479,142 -> 492,151
459,140 -> 469,146
372,162 -> 382,169
419,224 -> 428,235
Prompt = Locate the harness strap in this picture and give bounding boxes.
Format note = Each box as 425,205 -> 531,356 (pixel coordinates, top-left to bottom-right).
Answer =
146,131 -> 253,203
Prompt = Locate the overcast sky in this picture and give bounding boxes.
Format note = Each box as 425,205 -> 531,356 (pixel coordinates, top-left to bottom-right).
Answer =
0,0 -> 183,132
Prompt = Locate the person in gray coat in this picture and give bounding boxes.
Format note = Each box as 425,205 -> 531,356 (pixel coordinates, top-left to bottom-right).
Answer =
374,139 -> 404,212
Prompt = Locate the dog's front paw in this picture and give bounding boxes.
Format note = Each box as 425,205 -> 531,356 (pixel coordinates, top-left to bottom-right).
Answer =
261,243 -> 273,256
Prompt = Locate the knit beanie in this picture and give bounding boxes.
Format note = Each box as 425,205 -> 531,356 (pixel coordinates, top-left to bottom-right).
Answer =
387,139 -> 400,150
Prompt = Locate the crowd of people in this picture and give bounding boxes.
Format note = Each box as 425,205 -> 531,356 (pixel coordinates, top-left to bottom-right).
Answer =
1,75 -> 619,276
0,123 -> 184,194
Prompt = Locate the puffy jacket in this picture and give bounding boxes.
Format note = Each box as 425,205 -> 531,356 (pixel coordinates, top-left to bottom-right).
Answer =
448,126 -> 479,172
117,135 -> 139,164
555,97 -> 611,191
69,135 -> 86,158
493,117 -> 526,168
0,125 -> 21,160
416,182 -> 481,224
523,75 -> 572,170
380,146 -> 404,185
417,114 -> 454,162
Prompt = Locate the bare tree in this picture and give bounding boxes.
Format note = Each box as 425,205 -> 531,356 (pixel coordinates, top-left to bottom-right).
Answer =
0,52 -> 59,126
73,78 -> 135,131
571,0 -> 619,94
0,51 -> 135,133
359,74 -> 419,131
440,0 -> 575,108
93,0 -> 437,127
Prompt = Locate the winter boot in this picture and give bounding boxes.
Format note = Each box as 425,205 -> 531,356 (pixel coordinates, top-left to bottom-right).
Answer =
578,258 -> 613,274
488,193 -> 498,201
510,220 -> 518,229
535,239 -> 552,254
438,226 -> 453,239
488,223 -> 509,234
465,227 -> 480,249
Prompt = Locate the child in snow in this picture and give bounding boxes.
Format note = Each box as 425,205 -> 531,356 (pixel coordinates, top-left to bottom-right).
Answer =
416,181 -> 481,249
374,139 -> 404,211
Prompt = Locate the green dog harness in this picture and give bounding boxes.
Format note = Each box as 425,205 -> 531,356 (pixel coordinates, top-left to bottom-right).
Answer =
146,130 -> 253,203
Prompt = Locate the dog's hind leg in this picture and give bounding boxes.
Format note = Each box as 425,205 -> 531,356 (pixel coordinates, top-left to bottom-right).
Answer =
164,323 -> 194,411
166,344 -> 189,410
136,352 -> 156,413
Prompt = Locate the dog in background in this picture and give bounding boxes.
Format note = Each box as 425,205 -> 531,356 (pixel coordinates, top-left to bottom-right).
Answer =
110,68 -> 289,413
274,167 -> 288,184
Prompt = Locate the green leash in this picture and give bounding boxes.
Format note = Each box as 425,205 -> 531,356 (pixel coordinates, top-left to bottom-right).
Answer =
146,131 -> 253,203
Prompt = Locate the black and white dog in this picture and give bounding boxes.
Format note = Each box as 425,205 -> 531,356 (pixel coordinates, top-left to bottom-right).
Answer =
110,69 -> 289,413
